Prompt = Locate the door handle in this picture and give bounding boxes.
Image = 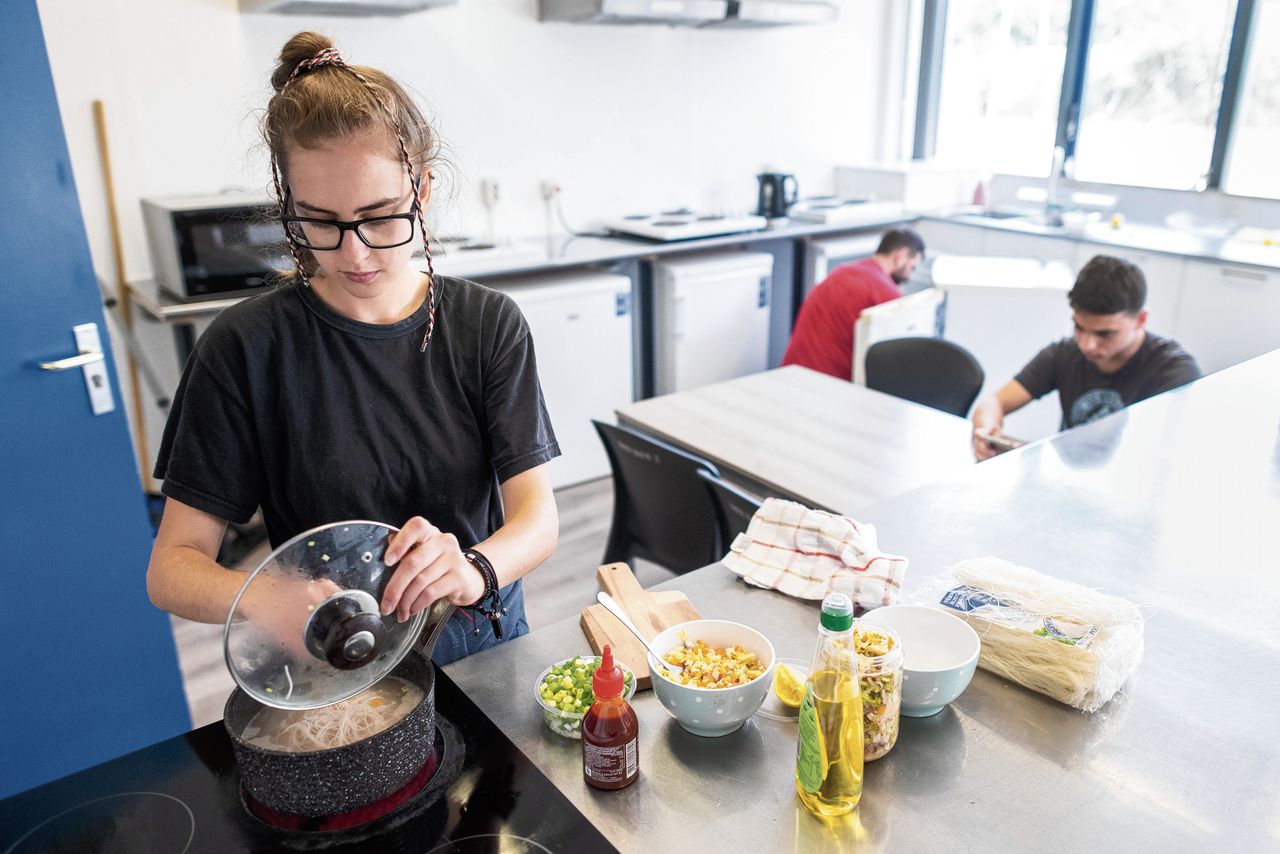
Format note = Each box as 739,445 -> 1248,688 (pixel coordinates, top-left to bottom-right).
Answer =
39,323 -> 115,415
40,351 -> 105,371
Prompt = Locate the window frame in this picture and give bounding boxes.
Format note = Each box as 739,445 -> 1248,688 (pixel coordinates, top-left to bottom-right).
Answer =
915,0 -> 1261,195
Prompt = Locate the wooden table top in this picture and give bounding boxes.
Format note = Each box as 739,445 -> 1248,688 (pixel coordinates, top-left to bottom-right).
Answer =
616,365 -> 975,515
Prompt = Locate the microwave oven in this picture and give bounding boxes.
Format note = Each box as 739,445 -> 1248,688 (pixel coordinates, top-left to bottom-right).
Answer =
142,193 -> 293,301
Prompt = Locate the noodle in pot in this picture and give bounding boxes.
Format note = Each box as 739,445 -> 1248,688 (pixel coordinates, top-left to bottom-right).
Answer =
242,677 -> 423,752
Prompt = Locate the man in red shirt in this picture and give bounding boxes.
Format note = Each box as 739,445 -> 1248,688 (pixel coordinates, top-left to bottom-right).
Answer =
782,228 -> 925,381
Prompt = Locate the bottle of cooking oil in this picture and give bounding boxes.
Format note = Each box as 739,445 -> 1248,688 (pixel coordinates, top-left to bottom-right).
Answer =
795,592 -> 864,817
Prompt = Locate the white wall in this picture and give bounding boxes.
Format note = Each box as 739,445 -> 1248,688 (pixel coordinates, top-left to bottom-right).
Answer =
35,0 -> 888,486
38,0 -> 888,286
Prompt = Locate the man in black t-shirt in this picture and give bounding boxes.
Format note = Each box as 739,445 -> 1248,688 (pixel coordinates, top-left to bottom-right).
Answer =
971,254 -> 1201,460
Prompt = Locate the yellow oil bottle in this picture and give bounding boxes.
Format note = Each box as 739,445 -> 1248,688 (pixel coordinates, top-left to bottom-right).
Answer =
795,593 -> 864,817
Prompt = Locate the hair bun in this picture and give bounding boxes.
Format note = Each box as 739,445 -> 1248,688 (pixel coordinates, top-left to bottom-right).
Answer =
271,32 -> 336,93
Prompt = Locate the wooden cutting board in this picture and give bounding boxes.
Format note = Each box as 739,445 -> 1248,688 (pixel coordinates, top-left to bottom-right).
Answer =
579,563 -> 700,690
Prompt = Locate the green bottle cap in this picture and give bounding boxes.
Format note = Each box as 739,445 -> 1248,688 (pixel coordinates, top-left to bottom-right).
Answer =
820,592 -> 854,632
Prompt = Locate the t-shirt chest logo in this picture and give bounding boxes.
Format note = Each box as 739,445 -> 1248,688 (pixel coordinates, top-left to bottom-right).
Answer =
1070,388 -> 1124,427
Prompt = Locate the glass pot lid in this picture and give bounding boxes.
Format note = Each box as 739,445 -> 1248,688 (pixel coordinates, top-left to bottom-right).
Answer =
223,520 -> 427,710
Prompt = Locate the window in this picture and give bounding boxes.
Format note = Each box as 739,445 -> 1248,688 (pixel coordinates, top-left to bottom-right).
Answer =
933,1 -> 1072,177
1223,0 -> 1280,199
1072,0 -> 1238,190
917,0 -> 1267,197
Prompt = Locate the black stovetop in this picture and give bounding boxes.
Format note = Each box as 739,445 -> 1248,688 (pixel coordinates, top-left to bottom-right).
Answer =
0,670 -> 616,853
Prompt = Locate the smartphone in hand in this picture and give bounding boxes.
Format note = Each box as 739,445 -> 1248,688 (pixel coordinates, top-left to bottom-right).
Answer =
984,433 -> 1023,453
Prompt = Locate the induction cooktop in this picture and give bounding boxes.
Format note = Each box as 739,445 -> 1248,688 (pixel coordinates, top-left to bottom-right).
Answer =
0,669 -> 616,853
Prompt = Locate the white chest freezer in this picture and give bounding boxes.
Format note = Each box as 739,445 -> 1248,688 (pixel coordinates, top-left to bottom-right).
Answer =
652,251 -> 775,394
804,233 -> 883,295
932,255 -> 1073,440
491,271 -> 634,488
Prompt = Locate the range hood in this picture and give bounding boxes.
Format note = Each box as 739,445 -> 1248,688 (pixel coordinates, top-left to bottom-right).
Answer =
240,0 -> 455,15
708,0 -> 837,27
538,0 -> 728,26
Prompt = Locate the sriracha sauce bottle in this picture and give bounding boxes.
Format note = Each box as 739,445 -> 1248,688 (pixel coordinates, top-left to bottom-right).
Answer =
582,645 -> 639,790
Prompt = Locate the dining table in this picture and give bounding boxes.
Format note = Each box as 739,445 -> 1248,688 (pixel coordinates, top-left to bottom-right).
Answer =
449,349 -> 1280,852
615,365 -> 975,514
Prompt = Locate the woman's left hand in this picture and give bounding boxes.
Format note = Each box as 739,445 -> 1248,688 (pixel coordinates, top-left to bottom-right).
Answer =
380,517 -> 486,622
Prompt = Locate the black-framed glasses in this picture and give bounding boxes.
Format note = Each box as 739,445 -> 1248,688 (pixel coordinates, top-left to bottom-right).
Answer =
281,191 -> 419,251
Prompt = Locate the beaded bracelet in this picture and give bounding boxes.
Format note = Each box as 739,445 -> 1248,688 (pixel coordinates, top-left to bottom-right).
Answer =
462,548 -> 507,640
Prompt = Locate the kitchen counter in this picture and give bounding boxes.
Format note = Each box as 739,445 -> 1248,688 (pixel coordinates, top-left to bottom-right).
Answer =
434,213 -> 916,280
447,348 -> 1280,851
926,209 -> 1280,271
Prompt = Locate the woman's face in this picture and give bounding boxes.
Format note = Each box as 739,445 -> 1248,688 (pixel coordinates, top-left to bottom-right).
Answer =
284,130 -> 427,306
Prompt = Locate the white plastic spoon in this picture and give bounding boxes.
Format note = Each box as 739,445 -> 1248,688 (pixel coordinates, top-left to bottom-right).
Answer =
596,592 -> 683,677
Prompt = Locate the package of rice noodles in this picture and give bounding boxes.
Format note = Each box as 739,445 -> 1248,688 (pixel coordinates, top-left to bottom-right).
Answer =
912,557 -> 1144,712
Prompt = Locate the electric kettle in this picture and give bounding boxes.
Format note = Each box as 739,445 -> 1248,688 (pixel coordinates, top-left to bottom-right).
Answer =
756,172 -> 799,219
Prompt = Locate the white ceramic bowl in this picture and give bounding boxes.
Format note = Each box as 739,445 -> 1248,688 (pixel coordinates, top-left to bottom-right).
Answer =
859,604 -> 980,717
646,619 -> 776,737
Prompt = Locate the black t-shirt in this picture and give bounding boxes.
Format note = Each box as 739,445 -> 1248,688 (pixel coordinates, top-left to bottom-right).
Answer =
1014,332 -> 1201,429
155,276 -> 560,548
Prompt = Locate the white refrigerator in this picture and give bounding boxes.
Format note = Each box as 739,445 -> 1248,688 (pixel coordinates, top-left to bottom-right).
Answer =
652,251 -> 775,394
932,255 -> 1074,441
492,271 -> 634,489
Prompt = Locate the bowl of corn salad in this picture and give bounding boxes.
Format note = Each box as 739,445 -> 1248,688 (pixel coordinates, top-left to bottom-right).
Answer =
646,620 -> 775,737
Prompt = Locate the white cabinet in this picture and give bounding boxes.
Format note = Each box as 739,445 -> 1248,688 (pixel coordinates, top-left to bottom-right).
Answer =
1176,260 -> 1280,374
1076,244 -> 1186,338
652,251 -> 774,394
932,256 -> 1074,441
493,271 -> 634,489
983,230 -> 1081,267
913,220 -> 988,256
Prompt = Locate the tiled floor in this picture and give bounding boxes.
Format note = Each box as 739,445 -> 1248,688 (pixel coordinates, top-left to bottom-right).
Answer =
170,476 -> 677,727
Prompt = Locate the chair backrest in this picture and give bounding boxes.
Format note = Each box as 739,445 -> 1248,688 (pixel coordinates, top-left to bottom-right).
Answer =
593,421 -> 722,574
697,469 -> 762,548
864,336 -> 985,417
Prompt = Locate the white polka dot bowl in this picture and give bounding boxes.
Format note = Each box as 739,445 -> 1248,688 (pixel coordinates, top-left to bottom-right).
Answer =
646,620 -> 776,738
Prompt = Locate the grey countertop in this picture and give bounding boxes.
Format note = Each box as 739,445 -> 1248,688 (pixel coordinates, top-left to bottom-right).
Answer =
927,209 -> 1280,271
446,349 -> 1280,851
128,213 -> 915,321
425,213 -> 916,280
129,206 -> 1278,324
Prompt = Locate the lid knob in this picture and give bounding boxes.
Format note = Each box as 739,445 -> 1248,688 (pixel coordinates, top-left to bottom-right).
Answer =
304,590 -> 386,670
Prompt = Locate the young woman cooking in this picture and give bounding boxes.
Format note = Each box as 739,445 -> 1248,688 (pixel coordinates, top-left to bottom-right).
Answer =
146,32 -> 560,665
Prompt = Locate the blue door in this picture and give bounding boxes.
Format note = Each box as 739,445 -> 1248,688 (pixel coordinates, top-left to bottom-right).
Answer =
0,0 -> 189,799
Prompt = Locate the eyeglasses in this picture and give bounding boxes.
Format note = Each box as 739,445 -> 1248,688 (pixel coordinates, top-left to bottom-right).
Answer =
281,191 -> 419,251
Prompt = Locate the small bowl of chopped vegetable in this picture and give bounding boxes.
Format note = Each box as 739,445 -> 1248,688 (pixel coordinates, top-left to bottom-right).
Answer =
534,654 -> 636,739
647,620 -> 775,738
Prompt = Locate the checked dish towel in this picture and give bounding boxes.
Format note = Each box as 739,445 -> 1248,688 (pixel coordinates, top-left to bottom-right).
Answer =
720,497 -> 908,607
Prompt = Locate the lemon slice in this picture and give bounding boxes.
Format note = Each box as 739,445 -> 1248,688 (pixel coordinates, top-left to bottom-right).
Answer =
773,663 -> 806,708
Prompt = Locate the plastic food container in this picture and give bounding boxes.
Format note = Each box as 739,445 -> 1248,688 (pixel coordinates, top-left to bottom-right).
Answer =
534,655 -> 636,739
855,621 -> 903,761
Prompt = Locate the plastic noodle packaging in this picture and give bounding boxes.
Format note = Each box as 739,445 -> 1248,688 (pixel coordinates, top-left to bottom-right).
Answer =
912,557 -> 1144,712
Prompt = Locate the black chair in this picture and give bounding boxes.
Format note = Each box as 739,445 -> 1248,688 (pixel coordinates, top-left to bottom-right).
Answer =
864,337 -> 985,417
698,469 -> 763,548
593,420 -> 723,575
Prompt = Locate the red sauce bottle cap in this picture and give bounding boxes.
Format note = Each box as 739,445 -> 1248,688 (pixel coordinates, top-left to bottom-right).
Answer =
593,645 -> 625,698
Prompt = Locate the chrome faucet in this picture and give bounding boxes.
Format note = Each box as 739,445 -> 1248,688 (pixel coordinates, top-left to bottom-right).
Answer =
1044,145 -> 1066,227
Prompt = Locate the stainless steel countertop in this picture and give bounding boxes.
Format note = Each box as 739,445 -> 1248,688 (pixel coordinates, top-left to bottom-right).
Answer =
447,350 -> 1280,851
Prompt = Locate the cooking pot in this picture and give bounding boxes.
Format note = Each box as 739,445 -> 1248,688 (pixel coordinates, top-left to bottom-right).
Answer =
221,520 -> 455,817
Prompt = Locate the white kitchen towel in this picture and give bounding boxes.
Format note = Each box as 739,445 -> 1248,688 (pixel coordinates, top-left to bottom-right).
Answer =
720,498 -> 908,607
